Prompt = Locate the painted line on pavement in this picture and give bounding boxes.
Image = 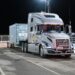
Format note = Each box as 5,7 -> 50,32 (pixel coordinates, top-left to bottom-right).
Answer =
0,67 -> 5,75
4,51 -> 61,75
23,57 -> 61,75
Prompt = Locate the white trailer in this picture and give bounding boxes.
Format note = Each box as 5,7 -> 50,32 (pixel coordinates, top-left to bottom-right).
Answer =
25,12 -> 74,58
9,23 -> 28,52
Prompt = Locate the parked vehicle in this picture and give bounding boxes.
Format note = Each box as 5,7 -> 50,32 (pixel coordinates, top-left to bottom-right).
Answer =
9,12 -> 74,58
26,12 -> 73,57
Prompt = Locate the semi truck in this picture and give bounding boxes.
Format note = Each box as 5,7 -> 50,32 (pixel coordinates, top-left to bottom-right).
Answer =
25,12 -> 73,57
9,12 -> 74,58
9,23 -> 28,52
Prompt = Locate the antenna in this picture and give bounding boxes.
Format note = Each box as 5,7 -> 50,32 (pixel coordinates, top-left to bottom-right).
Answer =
68,0 -> 72,35
69,0 -> 71,25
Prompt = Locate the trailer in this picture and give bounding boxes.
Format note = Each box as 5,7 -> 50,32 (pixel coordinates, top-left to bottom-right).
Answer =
9,23 -> 28,52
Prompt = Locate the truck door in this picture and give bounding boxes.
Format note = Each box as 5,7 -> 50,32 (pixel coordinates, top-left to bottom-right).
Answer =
28,26 -> 37,53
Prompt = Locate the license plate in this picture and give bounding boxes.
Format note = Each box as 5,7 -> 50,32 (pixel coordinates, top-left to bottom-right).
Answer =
57,47 -> 63,49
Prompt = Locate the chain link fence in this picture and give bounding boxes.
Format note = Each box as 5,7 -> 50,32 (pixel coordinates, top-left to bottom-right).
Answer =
0,35 -> 9,48
0,35 -> 9,42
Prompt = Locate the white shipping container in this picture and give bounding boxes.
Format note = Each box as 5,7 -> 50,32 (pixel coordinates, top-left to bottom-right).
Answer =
9,23 -> 28,45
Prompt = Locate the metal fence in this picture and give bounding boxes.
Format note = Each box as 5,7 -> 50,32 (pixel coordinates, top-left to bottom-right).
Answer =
71,34 -> 75,44
0,35 -> 9,48
0,35 -> 9,42
0,34 -> 75,48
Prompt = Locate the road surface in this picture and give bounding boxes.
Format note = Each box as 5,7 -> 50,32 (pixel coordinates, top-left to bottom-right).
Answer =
0,48 -> 75,75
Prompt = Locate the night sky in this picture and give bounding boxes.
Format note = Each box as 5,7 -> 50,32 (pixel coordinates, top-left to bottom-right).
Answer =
0,0 -> 75,34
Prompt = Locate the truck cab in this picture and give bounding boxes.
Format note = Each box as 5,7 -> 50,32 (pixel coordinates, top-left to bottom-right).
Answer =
27,12 -> 73,57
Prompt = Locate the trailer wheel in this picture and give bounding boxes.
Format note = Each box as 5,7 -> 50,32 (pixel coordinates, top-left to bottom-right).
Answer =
39,46 -> 45,58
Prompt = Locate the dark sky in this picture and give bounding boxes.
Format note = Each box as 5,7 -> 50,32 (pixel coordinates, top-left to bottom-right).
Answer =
0,0 -> 75,34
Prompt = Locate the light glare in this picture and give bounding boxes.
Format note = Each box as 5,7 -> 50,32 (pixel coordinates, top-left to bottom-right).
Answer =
40,0 -> 46,2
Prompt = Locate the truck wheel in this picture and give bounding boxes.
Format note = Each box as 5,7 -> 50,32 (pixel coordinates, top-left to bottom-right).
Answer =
21,42 -> 25,53
65,54 -> 71,58
25,42 -> 28,53
39,46 -> 45,58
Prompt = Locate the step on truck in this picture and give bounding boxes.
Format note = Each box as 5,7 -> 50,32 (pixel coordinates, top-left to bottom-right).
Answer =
9,23 -> 28,52
26,12 -> 74,58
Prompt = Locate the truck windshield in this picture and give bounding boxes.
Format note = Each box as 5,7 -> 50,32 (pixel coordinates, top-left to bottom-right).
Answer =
37,25 -> 64,33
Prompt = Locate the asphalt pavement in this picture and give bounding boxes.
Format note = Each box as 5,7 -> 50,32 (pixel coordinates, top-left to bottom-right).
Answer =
0,48 -> 75,75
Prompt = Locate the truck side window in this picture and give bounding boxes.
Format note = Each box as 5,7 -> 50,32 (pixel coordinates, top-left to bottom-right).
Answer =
30,27 -> 33,31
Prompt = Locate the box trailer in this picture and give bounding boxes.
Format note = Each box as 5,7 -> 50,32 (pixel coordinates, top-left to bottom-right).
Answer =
9,23 -> 28,52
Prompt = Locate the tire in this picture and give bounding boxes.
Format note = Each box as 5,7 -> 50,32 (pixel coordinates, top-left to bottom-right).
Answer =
25,42 -> 28,53
21,42 -> 25,53
39,46 -> 45,58
64,54 -> 71,58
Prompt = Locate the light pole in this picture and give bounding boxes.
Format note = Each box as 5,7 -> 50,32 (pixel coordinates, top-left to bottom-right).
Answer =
46,0 -> 51,13
45,0 -> 46,12
40,0 -> 51,13
47,0 -> 49,13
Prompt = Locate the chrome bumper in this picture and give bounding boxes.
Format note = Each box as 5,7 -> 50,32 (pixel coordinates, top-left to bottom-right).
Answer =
46,48 -> 74,55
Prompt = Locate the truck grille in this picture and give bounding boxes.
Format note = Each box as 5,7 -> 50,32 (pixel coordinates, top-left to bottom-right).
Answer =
56,39 -> 69,49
